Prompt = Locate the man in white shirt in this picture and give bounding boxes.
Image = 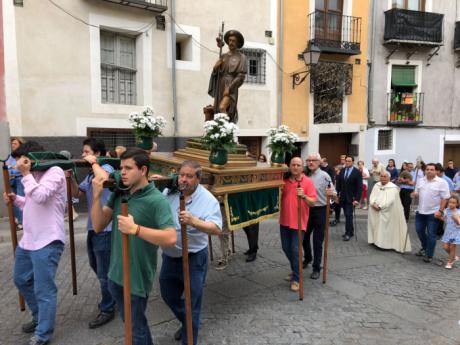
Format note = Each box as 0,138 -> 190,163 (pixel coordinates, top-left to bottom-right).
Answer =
411,163 -> 450,262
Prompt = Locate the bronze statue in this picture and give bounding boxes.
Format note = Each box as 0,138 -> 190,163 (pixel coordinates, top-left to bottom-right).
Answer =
208,30 -> 247,124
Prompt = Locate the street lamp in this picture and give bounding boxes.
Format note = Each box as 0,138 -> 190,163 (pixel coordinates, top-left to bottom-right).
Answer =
292,45 -> 321,89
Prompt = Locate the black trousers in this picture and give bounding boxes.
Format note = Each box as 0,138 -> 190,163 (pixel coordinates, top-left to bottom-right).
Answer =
243,223 -> 259,254
334,202 -> 341,222
303,206 -> 327,272
399,188 -> 413,222
342,201 -> 355,236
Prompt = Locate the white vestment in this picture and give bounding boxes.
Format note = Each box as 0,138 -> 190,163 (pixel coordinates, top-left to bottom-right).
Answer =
368,182 -> 411,252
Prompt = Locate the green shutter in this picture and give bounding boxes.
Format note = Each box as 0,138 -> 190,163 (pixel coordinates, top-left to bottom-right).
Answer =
391,65 -> 417,87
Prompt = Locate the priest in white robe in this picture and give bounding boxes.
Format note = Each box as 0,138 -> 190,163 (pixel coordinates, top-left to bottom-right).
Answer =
368,171 -> 411,252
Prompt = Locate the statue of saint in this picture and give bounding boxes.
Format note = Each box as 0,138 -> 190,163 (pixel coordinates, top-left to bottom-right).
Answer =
208,30 -> 247,124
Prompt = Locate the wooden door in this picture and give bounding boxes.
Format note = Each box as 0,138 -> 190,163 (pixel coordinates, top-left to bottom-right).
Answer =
319,133 -> 351,166
444,144 -> 460,167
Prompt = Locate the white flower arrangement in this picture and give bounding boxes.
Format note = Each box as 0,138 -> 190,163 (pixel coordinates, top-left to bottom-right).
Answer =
202,113 -> 239,151
267,125 -> 298,154
128,106 -> 167,138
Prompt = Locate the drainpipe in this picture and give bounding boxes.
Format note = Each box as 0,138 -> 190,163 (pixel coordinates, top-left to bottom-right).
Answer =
367,0 -> 377,125
277,0 -> 284,126
170,0 -> 178,150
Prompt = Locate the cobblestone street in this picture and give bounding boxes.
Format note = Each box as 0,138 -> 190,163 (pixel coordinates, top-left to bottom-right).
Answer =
0,213 -> 459,345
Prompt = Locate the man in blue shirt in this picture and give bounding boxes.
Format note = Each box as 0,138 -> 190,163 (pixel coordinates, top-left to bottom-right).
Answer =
72,138 -> 115,329
436,163 -> 455,192
160,160 -> 222,345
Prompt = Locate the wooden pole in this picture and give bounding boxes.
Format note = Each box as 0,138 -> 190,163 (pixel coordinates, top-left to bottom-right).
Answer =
180,193 -> 194,345
2,165 -> 25,311
231,230 -> 235,254
208,234 -> 214,262
64,171 -> 77,295
322,194 -> 331,284
297,182 -> 304,301
121,200 -> 132,345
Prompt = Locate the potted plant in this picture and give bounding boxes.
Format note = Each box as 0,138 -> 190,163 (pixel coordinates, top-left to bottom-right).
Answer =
202,113 -> 239,167
129,106 -> 167,150
267,125 -> 299,166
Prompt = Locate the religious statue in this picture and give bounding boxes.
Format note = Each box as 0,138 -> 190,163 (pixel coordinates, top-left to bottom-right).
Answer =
208,29 -> 247,124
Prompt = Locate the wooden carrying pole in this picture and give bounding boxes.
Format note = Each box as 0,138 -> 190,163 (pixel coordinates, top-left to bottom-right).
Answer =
2,165 -> 26,311
297,182 -> 304,301
64,171 -> 78,295
322,194 -> 331,284
121,200 -> 133,345
180,193 -> 194,345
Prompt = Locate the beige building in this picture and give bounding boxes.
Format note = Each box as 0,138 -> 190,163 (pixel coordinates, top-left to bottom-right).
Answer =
3,0 -> 279,157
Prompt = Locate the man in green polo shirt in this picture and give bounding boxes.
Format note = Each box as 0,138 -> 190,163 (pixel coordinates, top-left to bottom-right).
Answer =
91,147 -> 176,345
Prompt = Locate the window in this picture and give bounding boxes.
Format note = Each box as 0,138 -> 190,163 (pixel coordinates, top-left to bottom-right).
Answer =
389,65 -> 422,123
176,33 -> 193,61
87,128 -> 136,149
377,130 -> 393,151
392,0 -> 425,11
100,31 -> 137,105
240,48 -> 266,84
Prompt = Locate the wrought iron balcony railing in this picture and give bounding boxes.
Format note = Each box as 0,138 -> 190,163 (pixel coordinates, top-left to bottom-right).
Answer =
308,10 -> 361,55
387,92 -> 424,125
455,22 -> 460,51
99,0 -> 168,13
384,8 -> 443,46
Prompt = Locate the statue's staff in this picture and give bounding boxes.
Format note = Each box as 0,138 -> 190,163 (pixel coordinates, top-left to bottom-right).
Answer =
213,21 -> 225,114
2,162 -> 26,311
180,191 -> 194,345
297,181 -> 304,301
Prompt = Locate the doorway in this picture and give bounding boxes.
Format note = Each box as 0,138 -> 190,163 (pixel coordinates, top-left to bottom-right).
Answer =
319,133 -> 352,166
444,144 -> 460,167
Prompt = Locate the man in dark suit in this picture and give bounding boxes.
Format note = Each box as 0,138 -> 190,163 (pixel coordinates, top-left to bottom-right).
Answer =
336,155 -> 362,241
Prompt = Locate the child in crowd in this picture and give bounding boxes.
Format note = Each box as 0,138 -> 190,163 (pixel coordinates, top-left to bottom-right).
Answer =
440,195 -> 460,269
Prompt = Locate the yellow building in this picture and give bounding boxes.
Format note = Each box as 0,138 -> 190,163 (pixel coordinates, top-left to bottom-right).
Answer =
279,0 -> 369,164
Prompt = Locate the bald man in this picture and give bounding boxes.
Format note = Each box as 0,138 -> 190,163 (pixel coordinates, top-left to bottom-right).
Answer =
279,157 -> 317,292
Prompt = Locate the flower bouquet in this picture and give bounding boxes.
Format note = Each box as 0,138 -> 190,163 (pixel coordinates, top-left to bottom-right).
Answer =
267,125 -> 298,165
128,106 -> 166,150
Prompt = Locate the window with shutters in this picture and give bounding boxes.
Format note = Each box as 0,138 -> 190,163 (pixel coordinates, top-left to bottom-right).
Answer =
240,48 -> 266,84
100,31 -> 137,105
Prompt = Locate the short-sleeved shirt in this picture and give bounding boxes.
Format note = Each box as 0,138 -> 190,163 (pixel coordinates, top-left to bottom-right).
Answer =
415,176 -> 450,215
162,184 -> 222,258
309,169 -> 336,207
442,175 -> 455,192
280,174 -> 317,231
106,181 -> 175,298
79,164 -> 114,232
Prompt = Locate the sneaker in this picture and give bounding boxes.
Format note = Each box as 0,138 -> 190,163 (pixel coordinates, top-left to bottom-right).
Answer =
174,326 -> 182,341
16,224 -> 24,231
423,256 -> 433,263
290,281 -> 300,292
21,320 -> 37,333
445,262 -> 453,269
215,258 -> 228,271
24,336 -> 48,345
284,272 -> 293,282
455,256 -> 459,262
88,311 -> 115,329
415,249 -> 426,257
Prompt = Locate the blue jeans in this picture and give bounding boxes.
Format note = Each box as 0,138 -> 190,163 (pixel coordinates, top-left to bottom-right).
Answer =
10,175 -> 24,225
415,212 -> 440,257
87,231 -> 115,313
13,241 -> 64,342
159,248 -> 208,345
280,226 -> 304,283
108,280 -> 153,345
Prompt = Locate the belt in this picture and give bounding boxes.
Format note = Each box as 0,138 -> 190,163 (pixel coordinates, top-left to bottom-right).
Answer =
311,205 -> 327,209
166,247 -> 207,261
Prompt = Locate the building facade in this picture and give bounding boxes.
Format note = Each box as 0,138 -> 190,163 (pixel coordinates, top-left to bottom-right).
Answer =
3,0 -> 279,157
280,0 -> 369,165
366,0 -> 460,167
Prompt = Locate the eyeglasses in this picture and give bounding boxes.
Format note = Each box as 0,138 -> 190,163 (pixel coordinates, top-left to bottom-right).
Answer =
306,159 -> 319,162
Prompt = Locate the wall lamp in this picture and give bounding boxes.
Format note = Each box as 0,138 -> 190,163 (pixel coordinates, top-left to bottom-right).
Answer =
291,45 -> 321,89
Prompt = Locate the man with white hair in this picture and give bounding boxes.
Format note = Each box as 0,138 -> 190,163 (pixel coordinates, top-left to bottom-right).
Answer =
369,158 -> 385,199
303,153 -> 336,279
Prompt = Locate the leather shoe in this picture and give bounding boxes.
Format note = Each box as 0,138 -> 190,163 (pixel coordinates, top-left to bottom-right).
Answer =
174,326 -> 182,341
22,320 -> 38,333
343,235 -> 351,241
423,256 -> 433,263
243,249 -> 250,255
245,253 -> 257,262
88,311 -> 115,329
310,271 -> 320,280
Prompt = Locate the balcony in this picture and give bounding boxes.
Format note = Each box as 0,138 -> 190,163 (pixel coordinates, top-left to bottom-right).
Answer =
384,8 -> 443,46
99,0 -> 168,13
308,11 -> 361,55
387,92 -> 424,126
455,22 -> 460,51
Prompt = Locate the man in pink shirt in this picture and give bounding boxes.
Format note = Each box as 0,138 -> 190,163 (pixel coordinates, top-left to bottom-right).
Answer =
3,141 -> 67,345
279,157 -> 317,292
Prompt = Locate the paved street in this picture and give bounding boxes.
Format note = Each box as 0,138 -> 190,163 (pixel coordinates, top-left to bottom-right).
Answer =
0,212 -> 459,345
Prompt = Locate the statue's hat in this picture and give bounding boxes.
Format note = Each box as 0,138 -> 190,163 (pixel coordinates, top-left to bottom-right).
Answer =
224,30 -> 244,48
